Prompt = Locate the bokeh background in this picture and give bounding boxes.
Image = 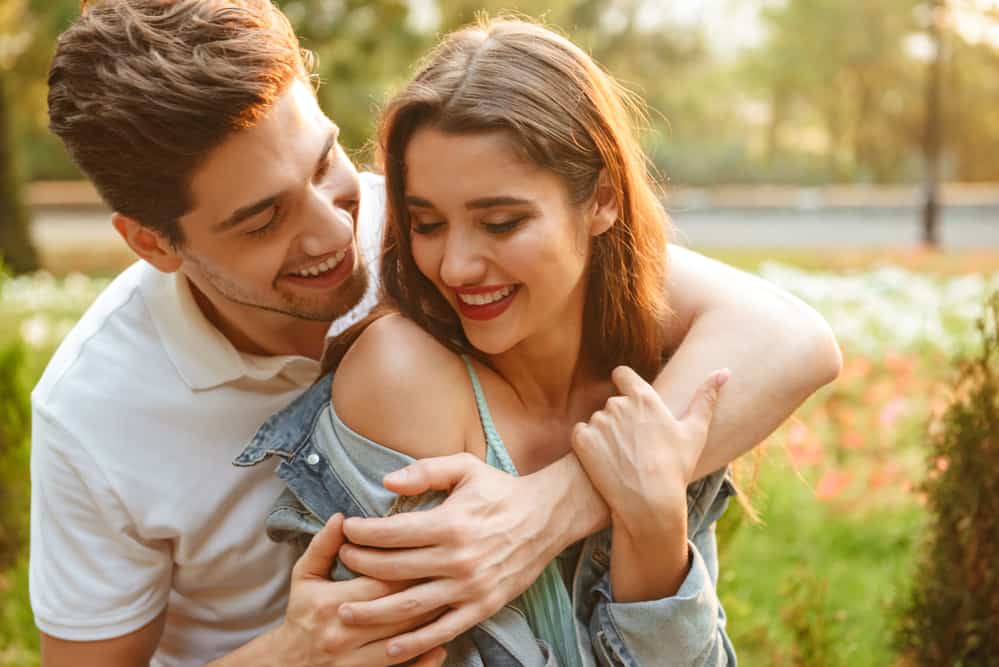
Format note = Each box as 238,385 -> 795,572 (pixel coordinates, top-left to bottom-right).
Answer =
2,1 -> 999,665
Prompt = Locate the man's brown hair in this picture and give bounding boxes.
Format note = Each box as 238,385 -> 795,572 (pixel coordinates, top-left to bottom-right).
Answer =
48,0 -> 313,245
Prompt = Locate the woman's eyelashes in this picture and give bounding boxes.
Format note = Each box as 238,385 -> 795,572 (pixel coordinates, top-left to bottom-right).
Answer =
410,215 -> 528,235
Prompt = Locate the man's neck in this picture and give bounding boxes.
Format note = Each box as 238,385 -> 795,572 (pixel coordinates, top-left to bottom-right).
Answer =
189,279 -> 330,360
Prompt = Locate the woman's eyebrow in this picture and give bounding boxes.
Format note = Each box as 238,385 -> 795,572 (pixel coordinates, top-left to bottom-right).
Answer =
465,196 -> 532,209
404,195 -> 533,210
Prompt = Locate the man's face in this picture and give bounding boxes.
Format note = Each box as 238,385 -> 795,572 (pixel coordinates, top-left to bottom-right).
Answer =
175,80 -> 368,331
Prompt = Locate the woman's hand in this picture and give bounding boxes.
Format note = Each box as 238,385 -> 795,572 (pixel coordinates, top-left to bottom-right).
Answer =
570,366 -> 729,602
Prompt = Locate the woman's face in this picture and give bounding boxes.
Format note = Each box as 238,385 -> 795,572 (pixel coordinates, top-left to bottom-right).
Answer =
404,127 -> 605,356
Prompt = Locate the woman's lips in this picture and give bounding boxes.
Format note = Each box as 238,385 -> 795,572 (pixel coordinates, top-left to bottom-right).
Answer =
454,285 -> 519,321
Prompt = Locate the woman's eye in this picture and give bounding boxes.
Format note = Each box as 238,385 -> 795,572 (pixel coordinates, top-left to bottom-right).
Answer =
411,220 -> 444,235
484,216 -> 526,234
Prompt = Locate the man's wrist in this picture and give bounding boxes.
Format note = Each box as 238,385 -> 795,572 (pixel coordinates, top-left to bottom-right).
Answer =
525,453 -> 610,551
204,624 -> 295,667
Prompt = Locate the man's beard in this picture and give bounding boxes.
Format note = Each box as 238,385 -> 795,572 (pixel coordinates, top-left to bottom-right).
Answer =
182,251 -> 370,323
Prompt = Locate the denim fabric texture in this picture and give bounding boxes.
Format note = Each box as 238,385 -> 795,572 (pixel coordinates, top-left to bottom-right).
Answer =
235,374 -> 738,666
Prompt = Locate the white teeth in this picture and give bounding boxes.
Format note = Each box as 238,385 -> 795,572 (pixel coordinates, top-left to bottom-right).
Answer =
458,285 -> 515,306
293,250 -> 347,278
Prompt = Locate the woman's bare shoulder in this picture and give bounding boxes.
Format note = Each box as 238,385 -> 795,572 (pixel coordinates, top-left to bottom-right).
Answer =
331,313 -> 472,459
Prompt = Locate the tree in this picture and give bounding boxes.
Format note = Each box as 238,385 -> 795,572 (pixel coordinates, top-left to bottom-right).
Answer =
0,0 -> 39,274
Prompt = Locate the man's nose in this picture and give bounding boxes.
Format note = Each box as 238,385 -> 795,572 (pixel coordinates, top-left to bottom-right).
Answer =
299,182 -> 358,257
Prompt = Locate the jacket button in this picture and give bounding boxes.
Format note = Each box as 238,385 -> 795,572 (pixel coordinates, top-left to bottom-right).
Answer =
306,453 -> 320,465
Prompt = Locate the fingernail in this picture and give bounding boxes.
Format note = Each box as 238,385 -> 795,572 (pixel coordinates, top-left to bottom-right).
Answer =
715,368 -> 731,388
338,604 -> 353,621
387,642 -> 403,657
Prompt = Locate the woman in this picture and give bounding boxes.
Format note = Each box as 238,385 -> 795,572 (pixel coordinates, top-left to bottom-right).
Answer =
247,17 -> 738,666
337,17 -> 735,665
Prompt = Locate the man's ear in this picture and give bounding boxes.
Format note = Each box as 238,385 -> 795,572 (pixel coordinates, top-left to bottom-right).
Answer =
112,213 -> 183,273
589,169 -> 619,237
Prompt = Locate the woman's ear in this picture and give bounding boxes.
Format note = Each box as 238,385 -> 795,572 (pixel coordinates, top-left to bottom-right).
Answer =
589,169 -> 619,237
112,213 -> 183,273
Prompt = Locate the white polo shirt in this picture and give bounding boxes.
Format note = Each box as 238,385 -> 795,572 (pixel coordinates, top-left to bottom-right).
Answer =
29,173 -> 384,666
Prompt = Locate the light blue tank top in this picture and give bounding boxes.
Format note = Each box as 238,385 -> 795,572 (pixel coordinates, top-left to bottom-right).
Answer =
461,356 -> 582,667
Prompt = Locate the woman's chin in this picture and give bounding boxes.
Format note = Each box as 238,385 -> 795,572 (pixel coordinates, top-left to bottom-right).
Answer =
464,331 -> 517,357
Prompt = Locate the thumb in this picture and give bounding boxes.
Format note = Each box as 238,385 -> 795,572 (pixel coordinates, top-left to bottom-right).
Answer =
293,513 -> 345,580
383,452 -> 479,496
682,369 -> 730,435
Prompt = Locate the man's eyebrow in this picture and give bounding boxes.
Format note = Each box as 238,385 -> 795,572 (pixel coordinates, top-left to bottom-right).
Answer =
212,196 -> 279,233
404,195 -> 532,210
211,128 -> 339,234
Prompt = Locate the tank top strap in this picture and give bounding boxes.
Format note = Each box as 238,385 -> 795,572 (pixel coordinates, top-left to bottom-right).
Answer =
458,356 -> 583,667
460,355 -> 519,477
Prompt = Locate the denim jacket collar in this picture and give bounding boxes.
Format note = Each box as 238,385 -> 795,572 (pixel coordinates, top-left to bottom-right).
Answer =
233,374 -> 333,466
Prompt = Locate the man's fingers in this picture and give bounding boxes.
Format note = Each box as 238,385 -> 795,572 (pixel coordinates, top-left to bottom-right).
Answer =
336,575 -> 413,603
339,543 -> 449,581
343,510 -> 449,548
382,452 -> 479,496
293,513 -> 345,580
681,368 -> 730,431
334,612 -> 446,667
410,647 -> 448,667
339,579 -> 454,625
385,605 -> 480,664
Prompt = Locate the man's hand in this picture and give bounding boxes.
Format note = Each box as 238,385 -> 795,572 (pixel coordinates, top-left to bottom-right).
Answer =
332,453 -> 574,663
210,514 -> 447,667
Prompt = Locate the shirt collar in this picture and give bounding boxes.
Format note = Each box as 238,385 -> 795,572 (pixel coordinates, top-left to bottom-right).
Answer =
139,265 -> 321,391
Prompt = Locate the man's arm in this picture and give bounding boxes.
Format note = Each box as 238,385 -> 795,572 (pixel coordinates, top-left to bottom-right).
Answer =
659,245 -> 842,479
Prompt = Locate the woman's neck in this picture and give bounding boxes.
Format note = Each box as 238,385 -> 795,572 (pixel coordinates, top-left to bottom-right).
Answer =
488,301 -> 597,419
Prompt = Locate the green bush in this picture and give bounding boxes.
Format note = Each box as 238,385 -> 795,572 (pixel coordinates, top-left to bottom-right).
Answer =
894,291 -> 999,667
0,339 -> 31,572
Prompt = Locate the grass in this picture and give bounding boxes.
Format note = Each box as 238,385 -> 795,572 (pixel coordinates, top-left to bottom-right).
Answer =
719,454 -> 925,666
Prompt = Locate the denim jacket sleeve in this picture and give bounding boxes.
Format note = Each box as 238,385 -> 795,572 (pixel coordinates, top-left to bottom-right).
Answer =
582,470 -> 738,667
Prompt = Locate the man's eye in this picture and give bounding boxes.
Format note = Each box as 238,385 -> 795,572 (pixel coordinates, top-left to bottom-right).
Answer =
316,146 -> 337,181
247,208 -> 280,237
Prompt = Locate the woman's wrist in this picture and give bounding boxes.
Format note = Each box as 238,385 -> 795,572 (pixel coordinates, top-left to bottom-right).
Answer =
609,510 -> 690,603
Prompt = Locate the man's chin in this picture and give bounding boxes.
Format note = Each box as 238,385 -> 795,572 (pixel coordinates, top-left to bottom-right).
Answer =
276,269 -> 369,322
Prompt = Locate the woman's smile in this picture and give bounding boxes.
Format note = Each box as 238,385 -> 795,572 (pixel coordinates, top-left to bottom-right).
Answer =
453,284 -> 521,320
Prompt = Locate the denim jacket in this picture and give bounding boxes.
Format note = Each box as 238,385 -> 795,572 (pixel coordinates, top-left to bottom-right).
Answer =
235,373 -> 738,666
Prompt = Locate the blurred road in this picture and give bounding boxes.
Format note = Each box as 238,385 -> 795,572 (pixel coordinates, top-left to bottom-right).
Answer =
32,204 -> 999,249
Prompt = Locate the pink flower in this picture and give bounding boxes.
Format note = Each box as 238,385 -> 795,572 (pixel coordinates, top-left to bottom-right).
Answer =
879,398 -> 907,430
815,469 -> 853,501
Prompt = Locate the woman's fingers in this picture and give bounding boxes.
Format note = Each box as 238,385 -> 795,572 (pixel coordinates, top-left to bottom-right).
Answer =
679,368 -> 730,435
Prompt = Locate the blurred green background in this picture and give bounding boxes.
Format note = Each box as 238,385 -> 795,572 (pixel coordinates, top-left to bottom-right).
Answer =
3,1 -> 999,665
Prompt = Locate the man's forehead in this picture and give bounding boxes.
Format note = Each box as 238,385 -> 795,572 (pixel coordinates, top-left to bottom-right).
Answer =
183,81 -> 336,226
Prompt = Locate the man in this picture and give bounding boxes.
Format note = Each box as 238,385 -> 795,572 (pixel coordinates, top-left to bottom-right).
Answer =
31,1 -> 841,666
